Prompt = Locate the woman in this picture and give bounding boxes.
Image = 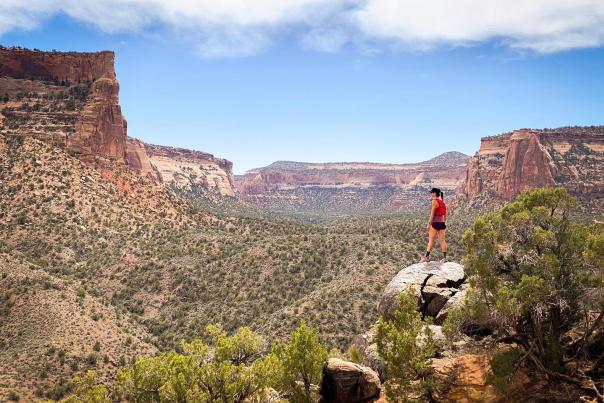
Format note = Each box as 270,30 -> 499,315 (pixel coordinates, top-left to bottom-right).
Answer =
420,188 -> 448,262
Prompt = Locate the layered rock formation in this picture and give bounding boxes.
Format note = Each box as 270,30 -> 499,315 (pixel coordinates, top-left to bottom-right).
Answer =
0,46 -> 116,83
0,46 -> 126,161
0,46 -> 235,197
144,144 -> 235,197
235,152 -> 468,213
464,126 -> 604,199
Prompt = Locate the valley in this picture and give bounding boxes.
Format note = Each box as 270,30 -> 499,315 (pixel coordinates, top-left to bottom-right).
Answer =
1,46 -> 603,400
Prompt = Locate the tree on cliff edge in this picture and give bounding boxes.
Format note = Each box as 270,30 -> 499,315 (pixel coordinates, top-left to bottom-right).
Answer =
461,188 -> 604,398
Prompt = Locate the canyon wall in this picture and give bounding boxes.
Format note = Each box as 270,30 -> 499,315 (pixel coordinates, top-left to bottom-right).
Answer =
0,46 -> 127,161
464,126 -> 604,199
0,46 -> 116,83
236,152 -> 468,212
144,144 -> 235,197
0,46 -> 235,197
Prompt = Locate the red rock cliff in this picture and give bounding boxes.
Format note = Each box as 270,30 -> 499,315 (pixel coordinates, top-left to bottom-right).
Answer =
235,152 -> 468,212
464,126 -> 604,199
0,46 -> 116,82
0,46 -> 127,161
494,130 -> 556,198
1,46 -> 236,197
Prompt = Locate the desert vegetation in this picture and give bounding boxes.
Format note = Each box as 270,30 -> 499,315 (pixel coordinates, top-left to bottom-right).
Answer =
0,133 -> 471,399
445,188 -> 604,400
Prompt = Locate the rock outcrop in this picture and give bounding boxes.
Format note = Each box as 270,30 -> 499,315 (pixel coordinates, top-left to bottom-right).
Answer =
0,46 -> 116,83
144,144 -> 235,197
378,261 -> 466,321
0,46 -> 236,197
464,126 -> 604,200
432,354 -> 497,402
355,261 -> 467,382
319,358 -> 382,403
235,152 -> 468,213
0,46 -> 127,161
494,130 -> 557,198
354,261 -> 541,402
433,354 -> 531,403
125,137 -> 159,181
71,73 -> 127,161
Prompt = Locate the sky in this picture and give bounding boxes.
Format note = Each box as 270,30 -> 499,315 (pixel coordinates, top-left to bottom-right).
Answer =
1,1 -> 603,174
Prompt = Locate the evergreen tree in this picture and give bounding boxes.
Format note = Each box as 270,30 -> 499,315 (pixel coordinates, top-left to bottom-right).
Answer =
461,188 -> 604,396
376,287 -> 436,402
116,325 -> 278,402
57,371 -> 110,403
272,321 -> 328,402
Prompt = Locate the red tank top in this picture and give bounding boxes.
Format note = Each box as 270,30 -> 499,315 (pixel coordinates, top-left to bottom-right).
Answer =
434,199 -> 447,217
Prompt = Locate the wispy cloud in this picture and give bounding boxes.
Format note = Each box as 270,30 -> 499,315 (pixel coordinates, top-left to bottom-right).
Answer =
1,0 -> 604,57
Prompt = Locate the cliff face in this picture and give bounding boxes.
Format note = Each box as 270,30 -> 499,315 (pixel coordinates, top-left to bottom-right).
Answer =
125,137 -> 158,181
0,46 -> 236,198
71,76 -> 127,160
494,130 -> 557,198
0,46 -> 116,82
464,127 -> 604,199
0,46 -> 126,161
235,152 -> 468,212
144,144 -> 235,197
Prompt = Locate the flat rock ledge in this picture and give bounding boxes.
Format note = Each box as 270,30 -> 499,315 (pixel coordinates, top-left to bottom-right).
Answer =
378,261 -> 466,322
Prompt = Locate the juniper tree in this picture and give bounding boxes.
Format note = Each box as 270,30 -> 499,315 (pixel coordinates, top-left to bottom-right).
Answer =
116,325 -> 278,402
272,321 -> 328,403
376,287 -> 436,402
461,188 -> 604,397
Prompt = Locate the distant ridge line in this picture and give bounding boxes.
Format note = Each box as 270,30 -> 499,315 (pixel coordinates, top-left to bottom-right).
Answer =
244,151 -> 469,174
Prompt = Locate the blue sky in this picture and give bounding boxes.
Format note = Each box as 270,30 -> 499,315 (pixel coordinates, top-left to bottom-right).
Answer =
1,3 -> 603,174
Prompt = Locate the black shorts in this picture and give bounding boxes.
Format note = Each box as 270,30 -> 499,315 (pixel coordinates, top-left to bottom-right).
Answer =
432,222 -> 446,231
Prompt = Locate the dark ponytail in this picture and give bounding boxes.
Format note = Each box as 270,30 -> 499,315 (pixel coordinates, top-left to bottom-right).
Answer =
441,191 -> 444,200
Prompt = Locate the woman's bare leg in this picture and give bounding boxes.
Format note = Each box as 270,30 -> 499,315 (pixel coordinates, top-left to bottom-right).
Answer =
438,229 -> 448,257
427,227 -> 437,253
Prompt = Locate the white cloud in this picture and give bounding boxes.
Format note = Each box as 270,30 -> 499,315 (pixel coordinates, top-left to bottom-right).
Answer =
301,27 -> 350,52
352,0 -> 604,53
1,0 -> 604,57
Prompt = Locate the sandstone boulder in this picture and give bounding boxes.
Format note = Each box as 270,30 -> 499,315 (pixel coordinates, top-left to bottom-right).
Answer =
435,287 -> 469,325
378,261 -> 465,321
319,358 -> 381,403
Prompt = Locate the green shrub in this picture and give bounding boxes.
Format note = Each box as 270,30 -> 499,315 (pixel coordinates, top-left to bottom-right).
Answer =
272,321 -> 328,403
116,325 -> 278,402
54,371 -> 110,403
7,390 -> 20,401
376,287 -> 436,402
462,188 -> 604,376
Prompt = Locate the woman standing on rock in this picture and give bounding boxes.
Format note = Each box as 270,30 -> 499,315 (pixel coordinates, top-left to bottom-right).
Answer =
420,188 -> 448,262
